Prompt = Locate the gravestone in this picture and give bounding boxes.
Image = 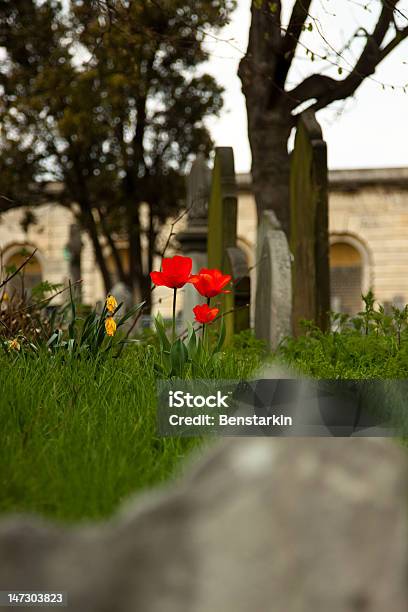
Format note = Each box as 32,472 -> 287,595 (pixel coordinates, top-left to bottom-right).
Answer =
290,109 -> 330,335
0,437 -> 407,611
207,147 -> 250,342
177,154 -> 210,322
207,147 -> 237,270
225,247 -> 250,334
255,211 -> 291,349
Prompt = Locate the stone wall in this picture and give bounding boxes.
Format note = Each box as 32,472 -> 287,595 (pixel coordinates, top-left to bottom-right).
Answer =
0,203 -> 103,305
1,168 -> 408,315
238,168 -> 408,313
329,185 -> 408,306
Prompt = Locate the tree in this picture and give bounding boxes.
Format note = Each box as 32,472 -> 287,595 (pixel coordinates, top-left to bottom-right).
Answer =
239,0 -> 408,236
0,0 -> 236,304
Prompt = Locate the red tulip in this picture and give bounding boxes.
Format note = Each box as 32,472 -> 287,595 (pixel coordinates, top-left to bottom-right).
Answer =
189,268 -> 231,298
193,303 -> 219,324
150,255 -> 192,289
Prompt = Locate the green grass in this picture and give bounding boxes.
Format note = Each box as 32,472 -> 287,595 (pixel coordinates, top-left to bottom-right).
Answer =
0,340 -> 262,522
277,327 -> 408,439
278,329 -> 408,378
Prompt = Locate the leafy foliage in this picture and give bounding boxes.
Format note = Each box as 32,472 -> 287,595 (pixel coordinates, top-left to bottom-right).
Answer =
0,273 -> 61,346
45,291 -> 145,361
0,0 -> 235,298
153,314 -> 227,378
279,292 -> 408,378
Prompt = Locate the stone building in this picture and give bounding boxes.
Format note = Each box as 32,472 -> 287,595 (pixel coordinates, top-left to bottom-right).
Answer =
1,167 -> 408,316
237,167 -> 408,315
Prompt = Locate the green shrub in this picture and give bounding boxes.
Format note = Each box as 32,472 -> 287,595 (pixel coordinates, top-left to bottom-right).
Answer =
278,292 -> 408,378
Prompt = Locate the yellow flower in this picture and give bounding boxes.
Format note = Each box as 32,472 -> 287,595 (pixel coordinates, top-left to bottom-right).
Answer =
106,294 -> 118,313
105,316 -> 117,337
8,339 -> 20,351
2,292 -> 9,301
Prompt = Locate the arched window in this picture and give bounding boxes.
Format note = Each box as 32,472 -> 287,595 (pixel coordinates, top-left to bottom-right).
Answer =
3,246 -> 43,298
330,242 -> 363,315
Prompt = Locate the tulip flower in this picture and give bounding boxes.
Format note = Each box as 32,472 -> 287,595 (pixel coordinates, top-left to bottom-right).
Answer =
105,316 -> 117,337
150,255 -> 192,289
189,268 -> 231,298
7,338 -> 20,351
193,304 -> 219,324
106,294 -> 118,313
150,255 -> 193,342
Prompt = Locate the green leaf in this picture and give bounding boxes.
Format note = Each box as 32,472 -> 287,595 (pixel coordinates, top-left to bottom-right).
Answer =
170,339 -> 188,377
154,314 -> 171,352
47,330 -> 62,348
80,311 -> 97,344
213,317 -> 226,354
186,322 -> 198,358
162,350 -> 172,375
116,301 -> 145,326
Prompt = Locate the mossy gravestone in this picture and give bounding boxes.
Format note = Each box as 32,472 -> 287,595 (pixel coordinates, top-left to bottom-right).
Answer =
177,154 -> 210,323
207,147 -> 250,343
290,110 -> 330,335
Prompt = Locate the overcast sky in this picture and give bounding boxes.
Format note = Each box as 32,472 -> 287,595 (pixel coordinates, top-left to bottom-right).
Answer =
203,0 -> 408,173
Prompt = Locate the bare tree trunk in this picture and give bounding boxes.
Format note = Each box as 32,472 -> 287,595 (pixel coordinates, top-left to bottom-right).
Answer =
70,152 -> 112,295
82,206 -> 112,294
140,205 -> 158,313
128,207 -> 143,304
97,207 -> 128,286
247,109 -> 292,236
238,0 -> 294,238
240,0 -> 408,240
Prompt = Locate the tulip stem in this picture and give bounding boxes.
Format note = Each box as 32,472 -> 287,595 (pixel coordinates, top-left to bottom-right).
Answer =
204,297 -> 211,351
172,288 -> 177,342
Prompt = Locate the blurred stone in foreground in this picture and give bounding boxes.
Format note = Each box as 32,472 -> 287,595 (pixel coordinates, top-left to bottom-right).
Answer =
0,438 -> 407,611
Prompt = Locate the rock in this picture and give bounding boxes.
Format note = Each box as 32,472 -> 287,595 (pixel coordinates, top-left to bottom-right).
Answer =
0,438 -> 407,611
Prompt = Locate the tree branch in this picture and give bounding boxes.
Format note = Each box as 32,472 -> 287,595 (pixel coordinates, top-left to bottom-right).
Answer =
276,0 -> 312,88
289,0 -> 404,111
0,249 -> 37,291
379,25 -> 408,60
238,0 -> 282,101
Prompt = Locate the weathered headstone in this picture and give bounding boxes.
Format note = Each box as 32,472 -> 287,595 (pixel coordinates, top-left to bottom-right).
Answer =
255,211 -> 291,349
225,246 -> 251,334
0,437 -> 406,611
207,147 -> 250,341
290,109 -> 330,335
207,147 -> 237,270
177,154 -> 210,322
